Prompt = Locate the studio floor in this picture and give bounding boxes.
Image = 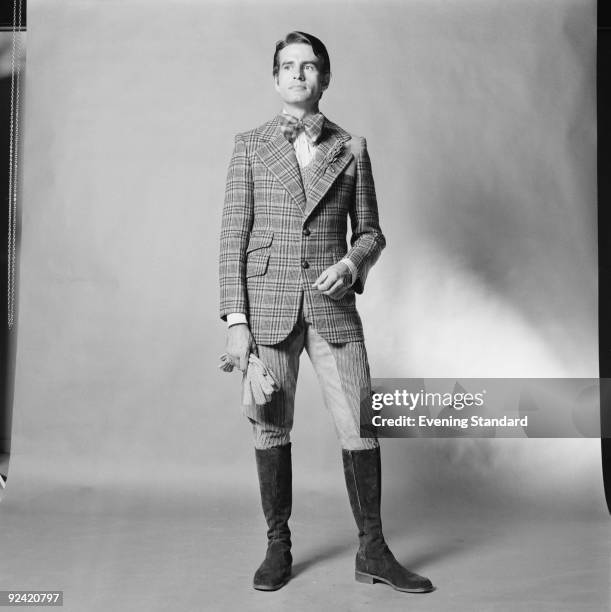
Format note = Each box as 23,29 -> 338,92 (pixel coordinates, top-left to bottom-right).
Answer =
0,478 -> 608,612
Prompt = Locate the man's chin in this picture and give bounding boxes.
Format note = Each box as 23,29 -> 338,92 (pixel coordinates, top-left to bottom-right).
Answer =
285,91 -> 311,101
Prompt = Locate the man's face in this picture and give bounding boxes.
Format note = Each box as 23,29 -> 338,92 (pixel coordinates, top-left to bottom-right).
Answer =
274,43 -> 330,109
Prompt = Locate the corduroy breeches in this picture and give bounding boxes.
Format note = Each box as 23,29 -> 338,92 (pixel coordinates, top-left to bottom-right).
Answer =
244,294 -> 379,451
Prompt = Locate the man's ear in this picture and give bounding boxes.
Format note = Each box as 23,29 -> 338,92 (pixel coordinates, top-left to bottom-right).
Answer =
322,72 -> 331,91
273,74 -> 280,93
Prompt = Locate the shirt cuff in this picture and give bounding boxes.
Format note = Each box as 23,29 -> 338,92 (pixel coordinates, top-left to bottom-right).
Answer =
340,258 -> 358,287
227,313 -> 248,327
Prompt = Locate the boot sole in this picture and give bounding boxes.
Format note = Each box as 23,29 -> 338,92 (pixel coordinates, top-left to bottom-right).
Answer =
355,570 -> 434,593
253,573 -> 291,591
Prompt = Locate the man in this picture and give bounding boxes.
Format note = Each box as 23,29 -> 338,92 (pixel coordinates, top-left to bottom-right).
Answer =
219,31 -> 433,594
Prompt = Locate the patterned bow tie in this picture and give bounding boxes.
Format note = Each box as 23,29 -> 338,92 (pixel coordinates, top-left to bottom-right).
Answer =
279,112 -> 324,144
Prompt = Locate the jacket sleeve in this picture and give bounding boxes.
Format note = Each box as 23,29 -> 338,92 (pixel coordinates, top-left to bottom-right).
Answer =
219,134 -> 254,321
344,137 -> 386,294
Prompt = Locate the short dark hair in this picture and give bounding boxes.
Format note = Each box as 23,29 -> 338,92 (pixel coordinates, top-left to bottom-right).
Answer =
272,31 -> 331,77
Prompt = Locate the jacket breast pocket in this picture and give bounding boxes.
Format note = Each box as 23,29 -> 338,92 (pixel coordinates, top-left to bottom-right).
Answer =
246,230 -> 273,278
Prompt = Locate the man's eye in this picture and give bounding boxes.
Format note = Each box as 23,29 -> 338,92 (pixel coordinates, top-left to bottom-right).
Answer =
305,64 -> 315,70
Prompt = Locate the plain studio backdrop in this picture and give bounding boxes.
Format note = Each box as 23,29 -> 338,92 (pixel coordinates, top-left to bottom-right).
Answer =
1,0 -> 607,610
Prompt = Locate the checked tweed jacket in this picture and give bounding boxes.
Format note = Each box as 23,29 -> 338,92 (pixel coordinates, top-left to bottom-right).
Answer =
219,114 -> 386,345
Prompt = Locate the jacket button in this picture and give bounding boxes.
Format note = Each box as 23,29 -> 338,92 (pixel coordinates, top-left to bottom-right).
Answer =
301,260 -> 309,269
302,228 -> 311,236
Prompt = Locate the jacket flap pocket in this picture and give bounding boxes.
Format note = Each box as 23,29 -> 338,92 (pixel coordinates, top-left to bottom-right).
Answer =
246,230 -> 274,253
246,253 -> 270,278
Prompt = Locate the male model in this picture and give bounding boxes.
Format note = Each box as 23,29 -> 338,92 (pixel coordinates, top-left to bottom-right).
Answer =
219,30 -> 433,594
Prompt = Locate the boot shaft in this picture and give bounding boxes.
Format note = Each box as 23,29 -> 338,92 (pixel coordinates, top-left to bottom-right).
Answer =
342,446 -> 385,553
255,443 -> 292,545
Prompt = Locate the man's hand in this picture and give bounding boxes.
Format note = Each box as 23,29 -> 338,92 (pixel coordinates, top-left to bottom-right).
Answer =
226,323 -> 257,372
312,262 -> 352,300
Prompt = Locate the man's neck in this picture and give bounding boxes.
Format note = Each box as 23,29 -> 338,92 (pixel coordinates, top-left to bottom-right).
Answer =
281,103 -> 320,119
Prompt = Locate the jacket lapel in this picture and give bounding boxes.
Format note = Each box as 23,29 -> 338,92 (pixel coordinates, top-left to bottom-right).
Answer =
254,115 -> 353,218
303,120 -> 353,218
255,119 -> 307,214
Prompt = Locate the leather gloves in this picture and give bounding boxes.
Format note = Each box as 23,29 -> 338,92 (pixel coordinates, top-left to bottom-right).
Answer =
219,352 -> 280,406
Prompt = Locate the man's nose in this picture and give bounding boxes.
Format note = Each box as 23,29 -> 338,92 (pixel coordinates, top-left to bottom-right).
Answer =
292,67 -> 305,80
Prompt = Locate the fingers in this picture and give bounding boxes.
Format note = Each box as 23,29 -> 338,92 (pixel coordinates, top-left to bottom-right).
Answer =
239,351 -> 248,372
322,278 -> 347,299
312,270 -> 330,291
218,353 -> 235,372
313,269 -> 341,292
226,324 -> 255,372
244,335 -> 258,371
313,264 -> 351,294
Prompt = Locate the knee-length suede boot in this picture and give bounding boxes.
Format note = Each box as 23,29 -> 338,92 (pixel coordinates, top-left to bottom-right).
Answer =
342,447 -> 434,593
253,443 -> 292,591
